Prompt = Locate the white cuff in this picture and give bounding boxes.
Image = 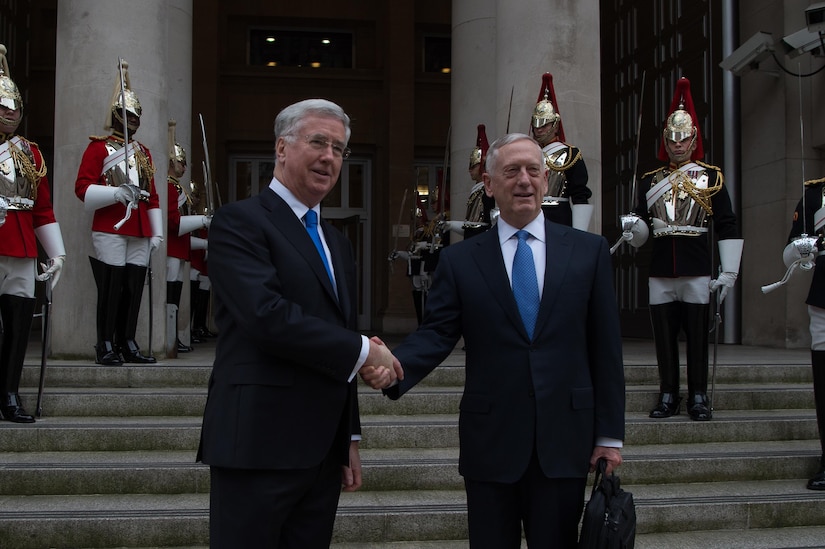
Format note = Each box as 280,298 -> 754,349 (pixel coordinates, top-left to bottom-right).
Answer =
34,222 -> 67,258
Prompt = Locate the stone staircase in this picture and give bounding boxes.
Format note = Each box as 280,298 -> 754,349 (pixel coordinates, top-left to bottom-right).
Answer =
1,338 -> 825,548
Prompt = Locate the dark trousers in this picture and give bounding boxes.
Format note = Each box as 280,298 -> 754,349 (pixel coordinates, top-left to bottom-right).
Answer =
464,450 -> 587,549
209,453 -> 342,549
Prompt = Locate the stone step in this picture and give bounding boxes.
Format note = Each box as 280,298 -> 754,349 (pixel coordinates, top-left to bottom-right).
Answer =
18,387 -> 207,417
0,408 -> 817,453
359,410 -> 819,448
14,381 -> 816,419
0,440 -> 820,497
2,480 -> 823,548
358,384 -> 817,415
21,361 -> 814,389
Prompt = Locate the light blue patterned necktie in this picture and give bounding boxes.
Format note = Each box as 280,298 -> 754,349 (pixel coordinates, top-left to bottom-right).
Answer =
305,209 -> 334,285
512,230 -> 539,339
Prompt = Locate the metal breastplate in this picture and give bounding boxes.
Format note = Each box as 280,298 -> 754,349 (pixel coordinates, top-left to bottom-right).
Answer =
0,137 -> 36,210
103,140 -> 152,199
543,145 -> 571,202
464,183 -> 488,226
647,166 -> 716,237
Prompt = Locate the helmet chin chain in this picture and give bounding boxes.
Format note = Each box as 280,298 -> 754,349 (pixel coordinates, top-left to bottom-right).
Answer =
0,114 -> 19,129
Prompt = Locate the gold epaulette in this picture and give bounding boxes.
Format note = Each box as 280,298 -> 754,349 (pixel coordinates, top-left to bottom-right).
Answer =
642,166 -> 667,179
696,160 -> 721,171
805,177 -> 825,186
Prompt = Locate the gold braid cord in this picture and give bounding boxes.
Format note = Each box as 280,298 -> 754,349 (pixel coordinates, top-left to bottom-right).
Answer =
10,139 -> 46,201
665,162 -> 723,216
545,146 -> 582,173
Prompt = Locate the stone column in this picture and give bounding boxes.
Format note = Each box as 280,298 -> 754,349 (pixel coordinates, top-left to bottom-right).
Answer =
494,0 -> 602,233
52,0 -> 192,358
450,0 -> 496,232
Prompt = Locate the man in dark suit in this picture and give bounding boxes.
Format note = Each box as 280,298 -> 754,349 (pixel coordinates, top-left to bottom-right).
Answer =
197,98 -> 401,549
382,133 -> 625,548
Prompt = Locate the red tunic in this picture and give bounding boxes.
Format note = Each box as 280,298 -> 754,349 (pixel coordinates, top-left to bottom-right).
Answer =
0,138 -> 57,258
167,179 -> 190,260
74,136 -> 160,237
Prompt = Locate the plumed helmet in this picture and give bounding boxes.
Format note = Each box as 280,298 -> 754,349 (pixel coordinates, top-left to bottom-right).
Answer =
531,72 -> 566,141
105,60 -> 142,131
0,45 -> 22,114
168,119 -> 187,165
659,77 -> 703,162
469,124 -> 489,169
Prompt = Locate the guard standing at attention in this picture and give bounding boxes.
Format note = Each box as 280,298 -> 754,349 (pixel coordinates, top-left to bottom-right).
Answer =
75,61 -> 163,365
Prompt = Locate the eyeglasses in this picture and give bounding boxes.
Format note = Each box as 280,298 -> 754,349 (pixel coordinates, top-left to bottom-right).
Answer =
290,134 -> 351,159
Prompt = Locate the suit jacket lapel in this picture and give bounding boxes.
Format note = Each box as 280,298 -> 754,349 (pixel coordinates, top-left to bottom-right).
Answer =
470,229 -> 526,336
258,190 -> 343,309
535,221 -> 573,334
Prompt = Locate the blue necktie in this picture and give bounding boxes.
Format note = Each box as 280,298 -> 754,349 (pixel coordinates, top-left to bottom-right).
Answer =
512,230 -> 539,339
305,209 -> 334,285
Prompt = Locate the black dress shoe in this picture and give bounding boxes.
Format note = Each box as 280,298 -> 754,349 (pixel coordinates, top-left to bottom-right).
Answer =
688,393 -> 712,421
95,342 -> 123,365
808,467 -> 825,490
118,340 -> 157,364
193,327 -> 217,339
177,339 -> 193,353
649,393 -> 681,418
1,405 -> 35,423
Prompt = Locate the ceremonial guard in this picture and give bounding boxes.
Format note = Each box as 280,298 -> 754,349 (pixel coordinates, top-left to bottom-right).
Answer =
631,77 -> 742,421
530,72 -> 592,231
0,45 -> 66,422
783,176 -> 825,489
75,61 -> 163,365
442,124 -> 496,240
165,121 -> 209,354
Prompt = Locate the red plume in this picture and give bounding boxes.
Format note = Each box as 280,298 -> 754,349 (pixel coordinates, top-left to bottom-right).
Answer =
535,72 -> 566,142
658,77 -> 703,162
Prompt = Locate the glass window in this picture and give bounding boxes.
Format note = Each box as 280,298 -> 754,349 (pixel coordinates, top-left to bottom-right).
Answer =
423,35 -> 451,73
249,28 -> 353,68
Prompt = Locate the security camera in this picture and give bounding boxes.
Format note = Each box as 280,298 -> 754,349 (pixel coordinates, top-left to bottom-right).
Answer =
806,2 -> 825,34
719,31 -> 775,76
781,27 -> 824,58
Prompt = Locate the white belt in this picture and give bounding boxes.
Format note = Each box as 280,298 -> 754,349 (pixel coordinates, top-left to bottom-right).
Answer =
542,196 -> 569,204
653,225 -> 708,237
0,196 -> 34,210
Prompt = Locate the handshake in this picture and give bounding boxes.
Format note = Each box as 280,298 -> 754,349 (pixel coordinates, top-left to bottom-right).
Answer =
358,336 -> 404,390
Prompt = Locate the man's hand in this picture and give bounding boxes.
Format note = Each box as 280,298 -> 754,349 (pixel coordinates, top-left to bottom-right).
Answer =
589,446 -> 622,475
36,255 -> 65,288
113,184 -> 140,209
359,337 -> 403,389
149,236 -> 164,254
341,440 -> 362,492
709,271 -> 737,303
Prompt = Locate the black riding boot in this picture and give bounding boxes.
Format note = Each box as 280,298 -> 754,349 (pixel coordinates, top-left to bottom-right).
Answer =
192,287 -> 215,339
649,302 -> 683,418
684,303 -> 711,421
412,290 -> 424,325
808,350 -> 825,490
0,295 -> 36,422
167,281 -> 191,353
90,258 -> 124,365
116,264 -> 156,364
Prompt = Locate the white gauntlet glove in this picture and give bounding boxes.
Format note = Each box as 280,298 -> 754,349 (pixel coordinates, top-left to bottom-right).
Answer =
34,222 -> 67,288
709,239 -> 744,303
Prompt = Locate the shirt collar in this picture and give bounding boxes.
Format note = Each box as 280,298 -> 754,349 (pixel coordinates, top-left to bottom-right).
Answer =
268,176 -> 320,221
496,212 -> 546,245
